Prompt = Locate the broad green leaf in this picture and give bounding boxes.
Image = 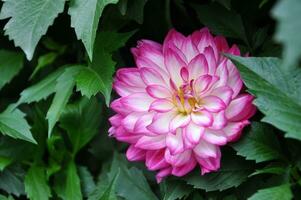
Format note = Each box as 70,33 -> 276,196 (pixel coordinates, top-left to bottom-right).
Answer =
0,137 -> 35,162
227,55 -> 301,140
232,122 -> 283,163
88,170 -> 120,200
46,66 -> 82,136
0,0 -> 65,60
0,167 -> 25,197
110,153 -> 158,200
249,165 -> 287,177
162,180 -> 192,200
78,166 -> 96,198
192,3 -> 248,45
68,0 -> 119,60
117,0 -> 148,24
0,157 -> 11,172
0,50 -> 23,90
55,161 -> 82,200
24,165 -> 51,200
0,107 -> 36,144
93,31 -> 136,53
214,0 -> 231,10
272,0 -> 301,68
185,153 -> 253,192
17,68 -> 64,105
0,156 -> 12,171
248,184 -> 292,200
60,97 -> 102,154
0,195 -> 14,200
90,31 -> 135,105
31,52 -> 58,78
75,67 -> 106,98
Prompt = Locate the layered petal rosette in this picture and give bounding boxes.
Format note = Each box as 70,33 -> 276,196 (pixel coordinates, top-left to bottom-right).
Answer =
109,28 -> 256,182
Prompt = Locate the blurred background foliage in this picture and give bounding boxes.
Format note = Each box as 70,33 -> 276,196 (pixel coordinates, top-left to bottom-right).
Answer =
0,0 -> 300,199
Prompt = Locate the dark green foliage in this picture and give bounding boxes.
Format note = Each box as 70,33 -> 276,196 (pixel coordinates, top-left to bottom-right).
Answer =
0,0 -> 300,199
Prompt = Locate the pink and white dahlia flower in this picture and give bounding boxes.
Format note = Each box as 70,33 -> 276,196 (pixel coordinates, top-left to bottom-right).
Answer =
109,28 -> 256,182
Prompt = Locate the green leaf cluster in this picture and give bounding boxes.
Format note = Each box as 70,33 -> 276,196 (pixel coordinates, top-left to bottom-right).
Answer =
0,0 -> 300,199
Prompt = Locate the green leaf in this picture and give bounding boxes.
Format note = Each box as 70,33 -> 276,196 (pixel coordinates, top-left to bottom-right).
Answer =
272,0 -> 301,68
192,3 -> 248,45
68,0 -> 119,61
0,194 -> 14,200
117,0 -> 148,24
0,107 -> 36,144
0,156 -> 12,171
60,97 -> 102,154
24,165 -> 51,200
248,184 -> 292,200
46,66 -> 82,136
54,161 -> 82,200
88,170 -> 120,200
162,180 -> 192,200
0,0 -> 65,60
0,137 -> 35,162
0,50 -> 23,90
185,152 -> 253,192
249,164 -> 287,177
87,31 -> 135,105
75,67 -> 106,98
78,166 -> 96,198
232,122 -> 283,163
0,167 -> 25,197
31,52 -> 58,78
110,153 -> 158,200
226,55 -> 301,141
17,68 -> 65,105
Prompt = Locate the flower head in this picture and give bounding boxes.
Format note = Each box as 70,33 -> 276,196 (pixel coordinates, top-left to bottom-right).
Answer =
109,28 -> 256,182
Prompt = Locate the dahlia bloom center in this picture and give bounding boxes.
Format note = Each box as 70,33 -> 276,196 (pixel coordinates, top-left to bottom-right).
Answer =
109,28 -> 256,183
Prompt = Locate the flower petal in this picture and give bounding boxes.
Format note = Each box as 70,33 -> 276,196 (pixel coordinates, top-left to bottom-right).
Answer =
163,29 -> 185,53
171,157 -> 197,176
146,150 -> 169,170
147,111 -> 177,134
197,150 -> 221,174
193,140 -> 219,158
203,46 -> 217,75
146,85 -> 171,99
164,48 -> 186,87
126,145 -> 146,161
214,36 -> 229,53
165,149 -> 192,167
193,75 -> 212,95
180,36 -> 199,61
122,112 -> 144,132
169,114 -> 191,132
183,122 -> 204,144
120,92 -> 153,112
114,80 -> 144,97
156,167 -> 172,183
116,68 -> 145,87
149,99 -> 175,113
188,54 -> 209,80
166,129 -> 185,155
140,67 -> 167,86
223,120 -> 250,142
201,96 -> 226,112
135,135 -> 166,150
210,111 -> 227,130
191,110 -> 213,127
210,86 -> 233,105
134,112 -> 155,134
202,129 -> 227,145
226,94 -> 256,121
